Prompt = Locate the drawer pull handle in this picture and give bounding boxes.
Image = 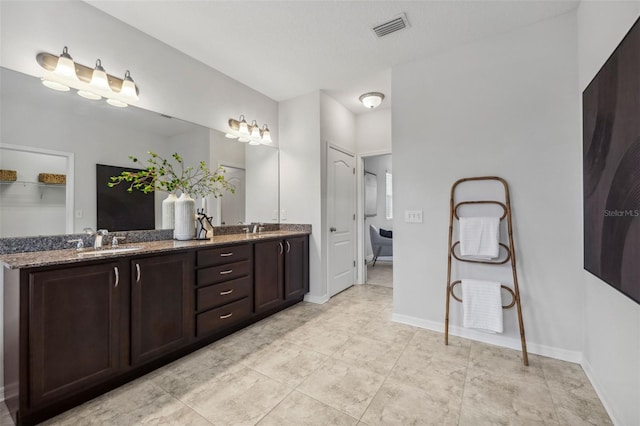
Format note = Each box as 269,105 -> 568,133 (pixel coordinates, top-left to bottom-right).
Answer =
114,266 -> 119,288
136,263 -> 141,283
220,313 -> 233,319
220,289 -> 234,295
220,252 -> 233,257
220,269 -> 233,275
279,242 -> 283,254
286,241 -> 291,253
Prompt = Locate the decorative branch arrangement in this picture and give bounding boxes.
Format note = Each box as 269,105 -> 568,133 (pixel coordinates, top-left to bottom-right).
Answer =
108,151 -> 235,198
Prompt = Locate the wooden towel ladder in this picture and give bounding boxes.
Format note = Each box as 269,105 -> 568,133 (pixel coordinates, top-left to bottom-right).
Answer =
444,176 -> 528,366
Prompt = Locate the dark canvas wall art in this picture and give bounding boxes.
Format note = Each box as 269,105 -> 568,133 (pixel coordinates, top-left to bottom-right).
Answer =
583,17 -> 640,304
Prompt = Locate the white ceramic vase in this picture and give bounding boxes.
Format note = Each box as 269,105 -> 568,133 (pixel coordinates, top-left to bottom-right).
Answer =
174,193 -> 196,240
162,193 -> 177,230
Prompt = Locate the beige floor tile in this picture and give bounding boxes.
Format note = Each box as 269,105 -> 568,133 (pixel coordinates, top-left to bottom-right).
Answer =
361,377 -> 460,426
297,359 -> 386,419
282,321 -> 352,356
42,379 -> 211,426
366,263 -> 393,288
541,357 -> 612,425
243,340 -> 328,387
257,391 -> 358,426
180,366 -> 292,426
468,341 -> 544,382
358,318 -> 417,346
331,335 -> 405,375
459,368 -> 559,425
407,328 -> 471,367
389,345 -> 467,392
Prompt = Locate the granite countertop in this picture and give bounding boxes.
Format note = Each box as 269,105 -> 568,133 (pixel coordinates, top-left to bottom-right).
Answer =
0,230 -> 309,270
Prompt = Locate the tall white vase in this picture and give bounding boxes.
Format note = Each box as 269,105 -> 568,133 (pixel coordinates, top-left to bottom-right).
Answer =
162,193 -> 177,230
174,193 -> 196,240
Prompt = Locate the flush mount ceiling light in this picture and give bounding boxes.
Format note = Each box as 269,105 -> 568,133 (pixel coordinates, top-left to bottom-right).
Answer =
37,46 -> 140,108
227,115 -> 274,145
359,92 -> 385,109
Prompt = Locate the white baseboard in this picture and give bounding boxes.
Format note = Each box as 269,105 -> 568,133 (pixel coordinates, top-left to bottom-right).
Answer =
391,313 -> 582,364
581,358 -> 622,426
303,293 -> 330,304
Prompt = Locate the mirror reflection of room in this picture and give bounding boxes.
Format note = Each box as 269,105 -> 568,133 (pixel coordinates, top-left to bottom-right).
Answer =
0,67 -> 279,238
364,153 -> 393,288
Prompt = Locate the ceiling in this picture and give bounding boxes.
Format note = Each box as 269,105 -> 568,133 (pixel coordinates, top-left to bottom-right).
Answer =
86,0 -> 579,115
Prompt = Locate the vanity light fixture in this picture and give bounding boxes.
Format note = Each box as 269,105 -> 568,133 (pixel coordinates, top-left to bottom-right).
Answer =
37,46 -> 140,108
359,92 -> 385,109
227,115 -> 274,145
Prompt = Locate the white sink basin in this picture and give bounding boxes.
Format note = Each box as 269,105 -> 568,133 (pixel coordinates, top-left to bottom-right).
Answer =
78,246 -> 143,257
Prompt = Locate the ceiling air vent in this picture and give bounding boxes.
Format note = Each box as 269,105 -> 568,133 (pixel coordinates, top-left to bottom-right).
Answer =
371,13 -> 410,38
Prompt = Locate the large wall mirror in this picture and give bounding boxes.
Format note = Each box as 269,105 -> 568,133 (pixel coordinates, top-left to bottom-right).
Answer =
0,67 -> 279,238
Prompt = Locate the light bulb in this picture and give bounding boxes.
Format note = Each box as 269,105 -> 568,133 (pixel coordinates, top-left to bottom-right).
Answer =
53,46 -> 79,81
77,90 -> 101,100
238,115 -> 250,137
106,98 -> 128,108
225,133 -> 238,139
89,59 -> 111,93
119,70 -> 139,101
250,120 -> 261,141
261,125 -> 272,144
41,78 -> 70,91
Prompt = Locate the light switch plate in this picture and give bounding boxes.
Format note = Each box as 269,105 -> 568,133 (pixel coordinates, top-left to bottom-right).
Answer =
404,210 -> 423,223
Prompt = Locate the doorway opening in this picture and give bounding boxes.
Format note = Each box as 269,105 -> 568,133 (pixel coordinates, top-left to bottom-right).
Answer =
363,153 -> 393,288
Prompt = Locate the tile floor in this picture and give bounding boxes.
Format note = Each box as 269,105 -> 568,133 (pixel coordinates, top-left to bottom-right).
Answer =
1,284 -> 611,425
366,262 -> 393,288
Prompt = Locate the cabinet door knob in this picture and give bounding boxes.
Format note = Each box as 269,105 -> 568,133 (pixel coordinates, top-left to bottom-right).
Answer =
136,263 -> 141,283
330,227 -> 337,232
220,313 -> 233,319
114,266 -> 119,288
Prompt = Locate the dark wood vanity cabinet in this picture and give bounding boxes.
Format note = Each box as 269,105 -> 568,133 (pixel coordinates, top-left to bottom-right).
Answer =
3,234 -> 308,426
27,262 -> 128,409
130,253 -> 193,366
195,243 -> 253,338
254,236 -> 309,314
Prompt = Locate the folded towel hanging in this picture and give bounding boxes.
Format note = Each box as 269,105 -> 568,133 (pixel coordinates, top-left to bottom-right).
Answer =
462,279 -> 503,333
459,216 -> 500,259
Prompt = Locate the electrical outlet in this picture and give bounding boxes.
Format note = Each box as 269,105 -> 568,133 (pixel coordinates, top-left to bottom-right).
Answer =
280,209 -> 287,220
404,210 -> 423,223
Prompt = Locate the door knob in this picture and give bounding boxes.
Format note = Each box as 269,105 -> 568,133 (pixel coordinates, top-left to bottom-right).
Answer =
330,227 -> 337,232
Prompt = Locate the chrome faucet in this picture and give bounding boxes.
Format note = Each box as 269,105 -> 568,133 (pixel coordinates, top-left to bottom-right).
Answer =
252,223 -> 264,234
84,227 -> 109,250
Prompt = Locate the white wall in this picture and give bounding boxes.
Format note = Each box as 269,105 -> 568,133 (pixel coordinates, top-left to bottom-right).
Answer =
0,0 -> 278,140
392,12 -> 584,359
279,92 -> 324,301
364,154 -> 393,259
356,108 -> 392,154
577,3 -> 640,425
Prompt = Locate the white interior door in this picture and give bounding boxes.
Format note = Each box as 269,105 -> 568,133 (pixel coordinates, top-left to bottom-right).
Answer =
220,166 -> 245,225
328,146 -> 356,296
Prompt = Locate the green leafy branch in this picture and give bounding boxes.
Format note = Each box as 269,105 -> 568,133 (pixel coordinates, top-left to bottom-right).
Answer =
108,151 -> 235,198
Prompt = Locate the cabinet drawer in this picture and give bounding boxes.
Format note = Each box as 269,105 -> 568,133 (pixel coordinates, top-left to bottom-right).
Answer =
196,277 -> 251,311
197,260 -> 251,286
196,297 -> 251,337
197,244 -> 251,267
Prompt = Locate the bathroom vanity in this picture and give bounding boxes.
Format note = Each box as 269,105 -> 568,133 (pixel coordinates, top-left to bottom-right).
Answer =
2,231 -> 309,426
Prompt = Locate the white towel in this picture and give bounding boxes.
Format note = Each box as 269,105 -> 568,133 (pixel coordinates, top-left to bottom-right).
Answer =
462,279 -> 503,333
459,216 -> 500,259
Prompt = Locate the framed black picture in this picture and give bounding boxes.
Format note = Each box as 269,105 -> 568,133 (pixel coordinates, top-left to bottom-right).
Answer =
96,164 -> 155,232
583,17 -> 640,304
